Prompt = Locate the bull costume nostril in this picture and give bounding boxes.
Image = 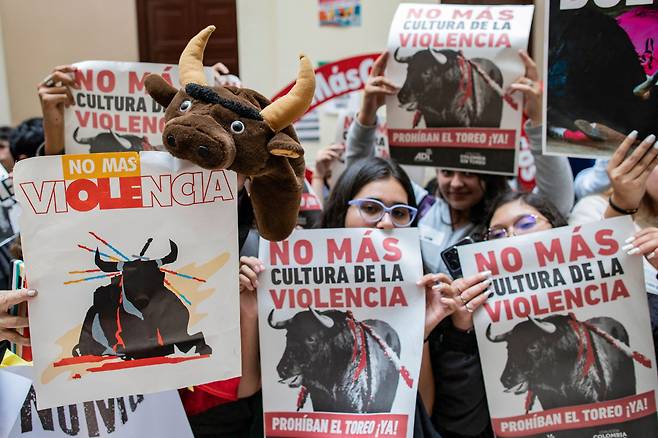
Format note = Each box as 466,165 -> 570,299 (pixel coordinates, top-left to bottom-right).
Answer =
166,134 -> 177,148
197,145 -> 211,159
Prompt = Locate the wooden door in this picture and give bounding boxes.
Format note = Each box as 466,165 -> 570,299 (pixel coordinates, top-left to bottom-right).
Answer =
136,0 -> 239,74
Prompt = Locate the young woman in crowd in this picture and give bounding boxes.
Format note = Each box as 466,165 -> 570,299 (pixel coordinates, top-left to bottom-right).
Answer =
240,156 -> 492,438
420,131 -> 658,438
346,50 -> 574,274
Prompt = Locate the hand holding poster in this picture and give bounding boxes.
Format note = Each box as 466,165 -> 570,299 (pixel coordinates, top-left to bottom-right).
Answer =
459,216 -> 658,437
544,2 -> 658,158
258,228 -> 424,438
385,4 -> 534,175
13,151 -> 240,409
65,61 -> 212,155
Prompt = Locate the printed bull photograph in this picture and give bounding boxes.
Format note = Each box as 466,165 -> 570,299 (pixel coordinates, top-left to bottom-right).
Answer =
267,307 -> 414,414
72,127 -> 154,154
486,313 -> 653,413
394,47 -> 504,129
71,237 -> 211,360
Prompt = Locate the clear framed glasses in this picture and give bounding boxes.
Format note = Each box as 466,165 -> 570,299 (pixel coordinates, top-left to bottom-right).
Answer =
485,214 -> 544,240
347,198 -> 418,227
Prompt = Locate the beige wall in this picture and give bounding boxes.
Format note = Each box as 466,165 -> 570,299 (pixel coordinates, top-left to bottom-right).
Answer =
0,0 -> 139,124
0,0 -> 544,130
0,15 -> 10,125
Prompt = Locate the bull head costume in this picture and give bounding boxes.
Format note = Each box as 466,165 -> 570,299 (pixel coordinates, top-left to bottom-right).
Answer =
144,26 -> 315,241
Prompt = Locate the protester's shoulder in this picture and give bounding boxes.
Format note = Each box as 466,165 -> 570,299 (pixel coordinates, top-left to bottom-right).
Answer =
568,193 -> 607,226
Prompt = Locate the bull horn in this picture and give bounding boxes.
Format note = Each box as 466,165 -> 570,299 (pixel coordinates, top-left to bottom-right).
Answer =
633,72 -> 658,100
72,127 -> 90,145
308,306 -> 334,328
260,54 -> 315,133
95,249 -> 119,272
528,316 -> 556,334
179,25 -> 215,87
156,240 -> 178,267
110,130 -> 132,149
393,47 -> 412,63
268,309 -> 291,330
486,323 -> 510,343
430,48 -> 448,65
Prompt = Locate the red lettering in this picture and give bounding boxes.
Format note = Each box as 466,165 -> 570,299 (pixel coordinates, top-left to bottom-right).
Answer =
128,71 -> 149,94
406,7 -> 423,19
97,70 -> 116,93
97,177 -> 143,209
270,289 -> 286,310
327,239 -> 351,263
501,247 -> 523,272
453,9 -> 472,19
569,233 -> 595,261
270,241 -> 289,266
364,287 -> 378,307
513,297 -> 531,317
298,289 -> 312,307
499,9 -> 514,20
475,251 -> 499,275
535,239 -> 565,267
595,229 -> 619,256
483,301 -> 502,323
66,179 -> 100,212
547,291 -> 565,312
356,236 -> 379,263
294,240 -> 313,265
611,279 -> 630,300
388,286 -> 407,306
76,69 -> 93,91
383,238 -> 401,262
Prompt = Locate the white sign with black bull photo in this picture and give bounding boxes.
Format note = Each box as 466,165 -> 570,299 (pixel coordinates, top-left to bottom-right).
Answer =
258,228 -> 424,438
64,61 -> 213,155
459,216 -> 658,438
385,3 -> 534,175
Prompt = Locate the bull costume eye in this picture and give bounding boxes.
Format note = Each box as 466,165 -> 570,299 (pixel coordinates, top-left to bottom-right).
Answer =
179,100 -> 192,112
230,120 -> 245,134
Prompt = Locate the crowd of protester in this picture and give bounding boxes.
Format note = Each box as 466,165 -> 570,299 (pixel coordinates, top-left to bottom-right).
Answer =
0,47 -> 657,438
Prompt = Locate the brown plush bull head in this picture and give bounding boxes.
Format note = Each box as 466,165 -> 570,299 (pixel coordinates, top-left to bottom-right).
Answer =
144,26 -> 315,241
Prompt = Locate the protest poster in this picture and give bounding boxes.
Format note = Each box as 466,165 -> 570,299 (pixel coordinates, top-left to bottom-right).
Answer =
0,369 -> 32,438
258,228 -> 424,438
65,61 -> 213,155
459,216 -> 658,437
543,2 -> 658,158
385,4 -> 534,175
13,151 -> 240,409
2,363 -> 192,438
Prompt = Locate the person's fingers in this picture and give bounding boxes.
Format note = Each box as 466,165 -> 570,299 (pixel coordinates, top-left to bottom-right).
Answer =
240,266 -> 260,289
52,65 -> 77,74
459,278 -> 492,303
433,282 -> 459,298
452,270 -> 493,295
465,292 -> 489,312
328,144 -> 346,153
0,314 -> 29,329
618,133 -> 656,174
50,71 -> 78,87
435,273 -> 452,284
0,289 -> 37,309
40,95 -> 69,107
519,50 -> 539,81
625,230 -> 658,257
371,51 -> 389,76
439,297 -> 460,313
39,86 -> 70,96
239,273 -> 254,291
0,329 -> 30,346
630,227 -> 658,240
417,273 -> 441,288
212,62 -> 230,74
367,85 -> 398,96
627,140 -> 658,180
240,256 -> 264,272
509,83 -> 534,95
609,130 -> 639,169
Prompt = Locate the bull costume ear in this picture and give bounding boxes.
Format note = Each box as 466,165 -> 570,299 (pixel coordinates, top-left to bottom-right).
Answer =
267,131 -> 304,159
145,75 -> 178,108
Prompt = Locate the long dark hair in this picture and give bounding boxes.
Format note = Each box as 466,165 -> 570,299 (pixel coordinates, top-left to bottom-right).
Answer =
484,191 -> 568,230
470,174 -> 510,225
320,157 -> 417,229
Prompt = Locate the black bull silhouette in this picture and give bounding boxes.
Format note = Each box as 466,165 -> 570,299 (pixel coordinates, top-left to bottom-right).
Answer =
73,240 -> 211,360
395,48 -> 504,128
73,127 -> 151,153
487,315 -> 637,411
548,3 -> 658,138
268,308 -> 401,413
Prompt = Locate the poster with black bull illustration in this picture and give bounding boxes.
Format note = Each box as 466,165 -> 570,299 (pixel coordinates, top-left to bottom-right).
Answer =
12,151 -> 241,409
543,1 -> 658,159
1,363 -> 193,438
64,61 -> 212,155
458,216 -> 658,438
257,228 -> 424,438
385,4 -> 534,175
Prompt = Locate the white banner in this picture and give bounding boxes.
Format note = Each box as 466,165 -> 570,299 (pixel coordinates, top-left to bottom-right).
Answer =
258,228 -> 424,438
65,61 -> 212,155
459,216 -> 658,437
385,4 -> 534,175
13,151 -> 240,408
